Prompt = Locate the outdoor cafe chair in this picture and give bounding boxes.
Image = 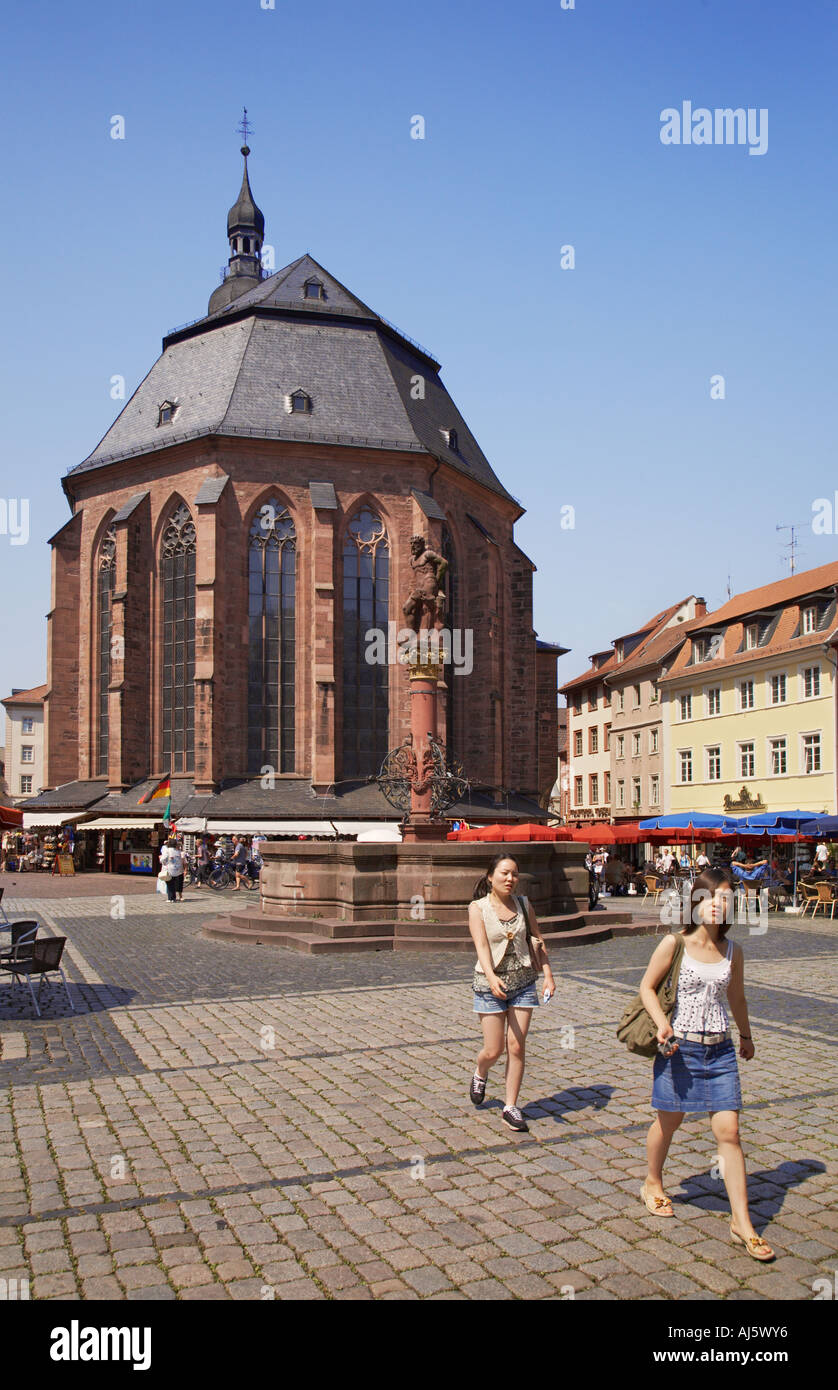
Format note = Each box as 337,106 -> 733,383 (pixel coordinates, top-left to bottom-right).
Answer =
0,924 -> 38,991
0,933 -> 73,1018
0,887 -> 9,925
643,874 -> 665,905
812,882 -> 838,920
0,920 -> 38,951
800,882 -> 821,917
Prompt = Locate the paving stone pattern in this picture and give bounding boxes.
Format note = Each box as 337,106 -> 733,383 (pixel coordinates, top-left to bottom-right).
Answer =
1,885 -> 837,1301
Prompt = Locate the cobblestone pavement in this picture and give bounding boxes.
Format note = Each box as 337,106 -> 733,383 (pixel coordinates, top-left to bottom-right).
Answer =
1,885 -> 836,1301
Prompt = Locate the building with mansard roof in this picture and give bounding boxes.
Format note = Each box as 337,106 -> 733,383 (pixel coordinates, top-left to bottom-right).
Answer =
27,145 -> 559,839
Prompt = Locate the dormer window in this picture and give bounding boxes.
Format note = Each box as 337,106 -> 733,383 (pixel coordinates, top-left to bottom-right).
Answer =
304,279 -> 325,300
693,637 -> 706,663
802,605 -> 818,635
745,623 -> 760,650
289,390 -> 312,414
446,428 -> 458,452
158,401 -> 177,426
614,641 -> 624,664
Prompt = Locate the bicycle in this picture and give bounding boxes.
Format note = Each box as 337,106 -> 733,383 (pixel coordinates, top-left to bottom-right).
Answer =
208,862 -> 235,891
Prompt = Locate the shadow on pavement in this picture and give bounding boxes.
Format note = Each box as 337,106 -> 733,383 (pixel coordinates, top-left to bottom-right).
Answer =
675,1158 -> 826,1229
525,1084 -> 617,1121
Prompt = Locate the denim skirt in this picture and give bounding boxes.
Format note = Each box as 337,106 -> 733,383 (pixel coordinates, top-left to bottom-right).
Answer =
651,1037 -> 742,1114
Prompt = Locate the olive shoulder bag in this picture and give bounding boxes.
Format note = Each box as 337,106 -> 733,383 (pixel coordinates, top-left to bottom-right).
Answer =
616,933 -> 685,1057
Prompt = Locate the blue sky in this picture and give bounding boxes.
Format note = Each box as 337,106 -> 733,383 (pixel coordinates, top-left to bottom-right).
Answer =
1,0 -> 836,709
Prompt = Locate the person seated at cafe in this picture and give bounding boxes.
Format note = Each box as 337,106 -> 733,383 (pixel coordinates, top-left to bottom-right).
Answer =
731,845 -> 748,865
679,850 -> 692,871
604,855 -> 630,896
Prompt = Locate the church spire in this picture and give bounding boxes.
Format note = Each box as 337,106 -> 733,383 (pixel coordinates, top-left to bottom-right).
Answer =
208,110 -> 267,315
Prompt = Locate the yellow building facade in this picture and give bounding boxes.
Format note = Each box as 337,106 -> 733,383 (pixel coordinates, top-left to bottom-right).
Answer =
660,565 -> 838,818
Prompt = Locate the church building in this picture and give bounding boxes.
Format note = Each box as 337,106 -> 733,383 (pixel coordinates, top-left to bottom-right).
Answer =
29,143 -> 559,838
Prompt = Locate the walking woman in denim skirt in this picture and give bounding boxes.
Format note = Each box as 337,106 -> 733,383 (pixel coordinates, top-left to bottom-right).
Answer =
637,866 -> 774,1260
467,855 -> 554,1133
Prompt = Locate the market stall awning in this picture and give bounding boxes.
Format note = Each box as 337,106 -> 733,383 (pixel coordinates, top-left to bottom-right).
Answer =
22,811 -> 85,829
81,817 -> 166,830
1,805 -> 24,828
204,819 -> 398,836
206,819 -> 335,835
333,822 -> 400,836
172,817 -> 207,832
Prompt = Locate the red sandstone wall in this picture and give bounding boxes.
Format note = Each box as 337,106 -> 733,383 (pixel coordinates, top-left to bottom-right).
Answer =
54,437 -> 549,797
536,647 -> 559,803
44,514 -> 82,788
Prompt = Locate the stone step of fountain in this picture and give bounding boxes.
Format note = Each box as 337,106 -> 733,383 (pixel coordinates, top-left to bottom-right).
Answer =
202,910 -> 660,954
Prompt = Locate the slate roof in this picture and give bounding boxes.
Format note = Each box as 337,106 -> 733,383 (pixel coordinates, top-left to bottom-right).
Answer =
67,254 -> 516,506
176,780 -> 546,823
18,780 -> 106,810
83,778 -> 196,816
18,777 -> 546,824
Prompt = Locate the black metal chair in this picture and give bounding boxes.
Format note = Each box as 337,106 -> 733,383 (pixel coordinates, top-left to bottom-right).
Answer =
0,932 -> 74,1017
0,924 -> 38,994
0,919 -> 38,950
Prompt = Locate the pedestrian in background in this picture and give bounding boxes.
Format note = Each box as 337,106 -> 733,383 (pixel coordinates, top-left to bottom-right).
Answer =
159,837 -> 184,904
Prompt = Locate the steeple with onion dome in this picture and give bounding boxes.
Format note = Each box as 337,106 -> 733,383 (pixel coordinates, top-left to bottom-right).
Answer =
208,110 -> 266,314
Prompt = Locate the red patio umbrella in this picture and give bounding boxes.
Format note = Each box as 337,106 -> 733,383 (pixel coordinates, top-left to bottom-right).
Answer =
447,823 -> 572,842
501,823 -> 572,841
568,823 -> 618,844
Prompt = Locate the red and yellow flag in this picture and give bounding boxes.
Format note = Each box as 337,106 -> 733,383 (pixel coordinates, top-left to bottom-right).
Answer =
138,776 -> 171,805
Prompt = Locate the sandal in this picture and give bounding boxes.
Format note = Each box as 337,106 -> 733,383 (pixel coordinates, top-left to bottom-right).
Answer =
640,1182 -> 674,1217
730,1223 -> 775,1262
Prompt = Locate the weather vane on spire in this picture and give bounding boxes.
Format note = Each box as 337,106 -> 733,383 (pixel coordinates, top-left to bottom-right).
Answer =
236,107 -> 253,153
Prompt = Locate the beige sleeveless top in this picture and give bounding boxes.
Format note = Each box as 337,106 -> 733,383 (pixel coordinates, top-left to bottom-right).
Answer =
473,894 -> 535,974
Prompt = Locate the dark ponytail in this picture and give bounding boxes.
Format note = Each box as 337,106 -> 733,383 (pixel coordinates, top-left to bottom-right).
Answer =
472,854 -> 519,902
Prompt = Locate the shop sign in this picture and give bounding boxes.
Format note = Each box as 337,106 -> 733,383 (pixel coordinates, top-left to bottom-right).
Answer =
723,786 -> 766,813
129,852 -> 154,874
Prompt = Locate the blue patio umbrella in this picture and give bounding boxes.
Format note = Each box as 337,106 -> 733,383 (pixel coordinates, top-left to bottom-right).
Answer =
639,813 -> 739,830
724,811 -> 820,906
798,815 -> 838,837
638,813 -> 741,887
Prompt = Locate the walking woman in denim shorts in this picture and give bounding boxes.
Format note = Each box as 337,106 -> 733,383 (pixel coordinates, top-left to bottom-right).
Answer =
637,866 -> 774,1261
467,855 -> 554,1133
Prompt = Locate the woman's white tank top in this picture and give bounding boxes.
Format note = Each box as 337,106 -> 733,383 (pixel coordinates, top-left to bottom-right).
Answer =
671,938 -> 734,1035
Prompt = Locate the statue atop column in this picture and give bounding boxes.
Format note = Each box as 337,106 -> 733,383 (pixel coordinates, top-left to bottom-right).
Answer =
402,535 -> 448,633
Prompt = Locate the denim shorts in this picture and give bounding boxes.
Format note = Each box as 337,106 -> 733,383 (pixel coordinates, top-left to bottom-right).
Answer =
473,980 -> 540,1014
652,1037 -> 742,1114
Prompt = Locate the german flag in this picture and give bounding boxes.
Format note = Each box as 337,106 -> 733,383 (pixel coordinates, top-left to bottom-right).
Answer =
138,776 -> 171,805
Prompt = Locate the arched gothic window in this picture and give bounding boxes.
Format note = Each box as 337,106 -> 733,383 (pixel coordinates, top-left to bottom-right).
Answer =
96,526 -> 117,776
342,507 -> 389,778
160,502 -> 196,773
441,526 -> 456,759
248,500 -> 297,774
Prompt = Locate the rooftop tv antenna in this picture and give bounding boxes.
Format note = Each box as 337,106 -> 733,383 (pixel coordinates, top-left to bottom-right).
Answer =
776,523 -> 805,576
